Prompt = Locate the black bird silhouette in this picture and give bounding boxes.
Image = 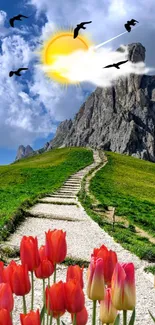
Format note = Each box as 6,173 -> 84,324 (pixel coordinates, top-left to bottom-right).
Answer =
9,14 -> 29,27
73,21 -> 92,38
124,19 -> 139,32
103,60 -> 128,69
9,68 -> 28,77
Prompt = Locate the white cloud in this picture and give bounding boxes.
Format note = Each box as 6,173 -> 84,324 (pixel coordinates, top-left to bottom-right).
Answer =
41,45 -> 153,87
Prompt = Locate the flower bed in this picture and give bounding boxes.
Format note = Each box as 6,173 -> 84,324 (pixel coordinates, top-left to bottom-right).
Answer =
0,228 -> 154,325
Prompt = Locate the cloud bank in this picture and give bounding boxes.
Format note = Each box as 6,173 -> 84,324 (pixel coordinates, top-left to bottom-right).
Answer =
41,45 -> 153,87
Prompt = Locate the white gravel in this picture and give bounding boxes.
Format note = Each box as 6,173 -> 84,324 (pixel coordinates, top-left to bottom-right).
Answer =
3,150 -> 155,324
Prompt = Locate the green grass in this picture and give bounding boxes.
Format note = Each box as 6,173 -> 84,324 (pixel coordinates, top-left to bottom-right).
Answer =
0,147 -> 93,239
77,161 -> 155,271
90,151 -> 155,237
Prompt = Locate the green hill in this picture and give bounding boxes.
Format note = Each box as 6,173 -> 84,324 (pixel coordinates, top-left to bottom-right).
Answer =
0,147 -> 93,239
90,151 -> 155,236
78,151 -> 155,265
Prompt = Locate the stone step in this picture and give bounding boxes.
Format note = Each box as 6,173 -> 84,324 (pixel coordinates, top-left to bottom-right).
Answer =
57,187 -> 79,193
62,185 -> 81,189
64,179 -> 81,185
39,197 -> 78,205
28,204 -> 87,221
50,194 -> 76,198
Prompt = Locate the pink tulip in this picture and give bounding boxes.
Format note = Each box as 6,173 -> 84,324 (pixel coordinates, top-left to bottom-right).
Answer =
87,257 -> 105,300
111,263 -> 136,310
100,288 -> 117,323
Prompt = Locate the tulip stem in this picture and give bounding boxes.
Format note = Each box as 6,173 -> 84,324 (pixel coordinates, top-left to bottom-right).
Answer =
92,300 -> 97,325
53,264 -> 57,283
31,271 -> 34,310
22,295 -> 27,314
57,317 -> 60,325
49,312 -> 53,325
42,279 -> 46,325
123,310 -> 127,325
73,314 -> 76,325
48,277 -> 50,287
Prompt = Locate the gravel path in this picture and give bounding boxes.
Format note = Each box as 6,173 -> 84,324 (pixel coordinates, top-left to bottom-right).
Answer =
3,150 -> 155,324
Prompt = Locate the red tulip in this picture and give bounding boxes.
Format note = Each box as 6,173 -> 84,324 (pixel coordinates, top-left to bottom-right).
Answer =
87,257 -> 105,300
0,283 -> 14,312
35,246 -> 54,279
0,308 -> 13,325
45,229 -> 67,265
66,265 -> 84,288
3,260 -> 18,290
11,263 -> 31,296
20,309 -> 40,325
20,236 -> 40,271
99,288 -> 117,324
46,281 -> 66,318
64,279 -> 85,313
0,261 -> 5,283
92,244 -> 117,285
71,306 -> 88,325
111,263 -> 136,310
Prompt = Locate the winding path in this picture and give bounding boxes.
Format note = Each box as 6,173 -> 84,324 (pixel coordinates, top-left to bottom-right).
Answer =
2,150 -> 155,324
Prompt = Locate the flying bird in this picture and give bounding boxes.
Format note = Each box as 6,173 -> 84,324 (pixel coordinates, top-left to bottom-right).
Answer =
103,60 -> 128,69
9,68 -> 28,77
9,14 -> 29,27
73,21 -> 92,39
124,19 -> 139,32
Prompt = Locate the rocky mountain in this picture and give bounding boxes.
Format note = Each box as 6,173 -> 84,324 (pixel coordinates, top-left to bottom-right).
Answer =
15,145 -> 34,161
47,42 -> 155,162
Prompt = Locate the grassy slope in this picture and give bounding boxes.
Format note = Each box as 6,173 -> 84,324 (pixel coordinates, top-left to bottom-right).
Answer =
0,147 -> 93,237
90,151 -> 155,236
76,151 -> 155,265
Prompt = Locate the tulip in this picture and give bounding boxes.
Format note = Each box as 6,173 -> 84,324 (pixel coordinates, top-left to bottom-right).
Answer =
111,262 -> 136,310
0,261 -> 5,283
20,309 -> 40,325
45,229 -> 67,265
87,257 -> 105,300
0,283 -> 14,312
3,260 -> 17,290
35,246 -> 54,279
11,263 -> 31,296
0,308 -> 13,325
46,281 -> 66,318
64,278 -> 85,313
71,306 -> 88,325
99,288 -> 117,324
92,244 -> 117,286
66,265 -> 84,288
20,236 -> 40,272
20,236 -> 40,310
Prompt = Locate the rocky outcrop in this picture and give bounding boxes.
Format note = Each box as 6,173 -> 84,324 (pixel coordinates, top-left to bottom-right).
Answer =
47,119 -> 73,150
49,42 -> 155,162
15,145 -> 34,161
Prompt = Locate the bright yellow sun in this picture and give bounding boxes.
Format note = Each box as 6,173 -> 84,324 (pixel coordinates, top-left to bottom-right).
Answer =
41,30 -> 92,85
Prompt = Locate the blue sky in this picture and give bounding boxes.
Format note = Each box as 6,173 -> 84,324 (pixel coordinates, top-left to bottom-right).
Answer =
0,0 -> 155,165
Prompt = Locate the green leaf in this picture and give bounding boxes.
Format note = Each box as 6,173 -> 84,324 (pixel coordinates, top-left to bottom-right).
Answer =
149,310 -> 155,322
128,308 -> 136,325
61,322 -> 66,325
40,304 -> 46,322
113,313 -> 120,325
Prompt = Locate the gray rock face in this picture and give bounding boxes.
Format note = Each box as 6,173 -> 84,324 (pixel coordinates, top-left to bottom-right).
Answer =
47,119 -> 73,149
15,145 -> 34,161
49,42 -> 155,162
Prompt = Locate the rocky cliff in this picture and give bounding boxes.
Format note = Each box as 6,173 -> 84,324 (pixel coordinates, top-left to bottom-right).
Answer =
48,42 -> 155,162
15,145 -> 34,161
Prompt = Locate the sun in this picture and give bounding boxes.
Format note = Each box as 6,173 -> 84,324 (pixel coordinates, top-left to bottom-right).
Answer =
40,29 -> 92,85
